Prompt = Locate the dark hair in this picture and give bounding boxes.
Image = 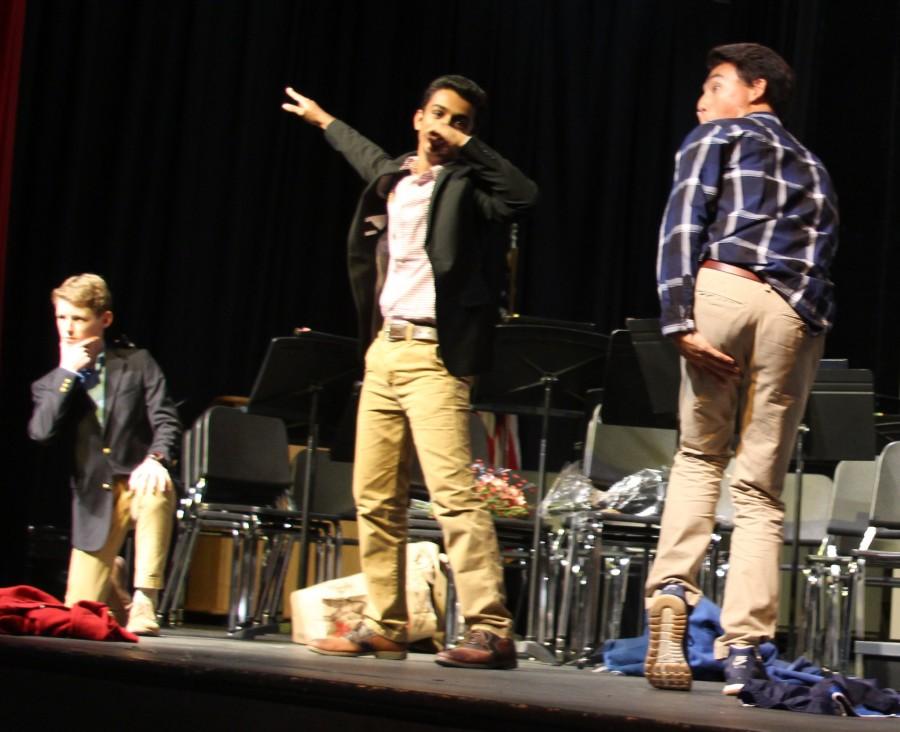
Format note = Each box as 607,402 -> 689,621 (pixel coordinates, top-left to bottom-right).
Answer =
707,43 -> 794,116
420,75 -> 488,116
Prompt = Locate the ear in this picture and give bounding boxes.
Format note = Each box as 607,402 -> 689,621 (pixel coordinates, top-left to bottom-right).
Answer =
413,108 -> 424,131
749,77 -> 768,104
100,310 -> 114,329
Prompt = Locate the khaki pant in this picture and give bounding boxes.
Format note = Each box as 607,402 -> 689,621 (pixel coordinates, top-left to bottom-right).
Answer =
65,476 -> 175,606
646,267 -> 824,658
353,334 -> 512,642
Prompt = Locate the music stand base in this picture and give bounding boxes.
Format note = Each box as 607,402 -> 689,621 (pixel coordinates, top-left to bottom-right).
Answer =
516,639 -> 558,664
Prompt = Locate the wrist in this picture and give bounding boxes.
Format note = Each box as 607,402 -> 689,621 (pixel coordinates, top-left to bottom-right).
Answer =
147,452 -> 170,471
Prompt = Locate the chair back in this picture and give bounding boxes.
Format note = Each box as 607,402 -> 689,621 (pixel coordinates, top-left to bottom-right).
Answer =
582,405 -> 677,488
869,441 -> 900,531
292,449 -> 356,518
827,460 -> 876,536
187,406 -> 292,505
782,473 -> 835,544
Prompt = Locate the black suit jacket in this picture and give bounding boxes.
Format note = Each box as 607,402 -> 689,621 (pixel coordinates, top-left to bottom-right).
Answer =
324,119 -> 538,376
28,347 -> 181,551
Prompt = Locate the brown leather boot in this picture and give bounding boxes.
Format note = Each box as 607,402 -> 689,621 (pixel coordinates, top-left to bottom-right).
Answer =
435,629 -> 517,669
307,622 -> 407,660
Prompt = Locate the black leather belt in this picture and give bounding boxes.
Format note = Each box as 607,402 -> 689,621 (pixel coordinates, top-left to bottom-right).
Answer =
383,321 -> 438,342
701,259 -> 763,283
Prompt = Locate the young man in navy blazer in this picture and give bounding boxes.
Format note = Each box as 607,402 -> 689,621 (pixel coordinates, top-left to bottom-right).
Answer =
29,273 -> 181,635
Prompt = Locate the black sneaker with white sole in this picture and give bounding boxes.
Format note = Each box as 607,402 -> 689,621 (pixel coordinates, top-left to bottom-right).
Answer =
644,583 -> 692,691
722,645 -> 768,696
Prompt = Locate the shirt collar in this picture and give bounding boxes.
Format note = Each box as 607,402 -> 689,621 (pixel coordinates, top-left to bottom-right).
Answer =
400,156 -> 443,185
745,111 -> 781,125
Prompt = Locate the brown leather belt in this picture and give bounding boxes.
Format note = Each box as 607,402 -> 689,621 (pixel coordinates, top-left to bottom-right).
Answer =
701,259 -> 763,283
383,320 -> 439,342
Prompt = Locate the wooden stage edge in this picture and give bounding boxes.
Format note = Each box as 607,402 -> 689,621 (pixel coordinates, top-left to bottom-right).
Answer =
0,628 -> 857,731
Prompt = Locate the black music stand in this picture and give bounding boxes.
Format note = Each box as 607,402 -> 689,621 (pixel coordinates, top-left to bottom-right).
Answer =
247,332 -> 360,587
786,365 -> 875,655
472,322 -> 608,662
625,318 -> 681,424
601,323 -> 679,429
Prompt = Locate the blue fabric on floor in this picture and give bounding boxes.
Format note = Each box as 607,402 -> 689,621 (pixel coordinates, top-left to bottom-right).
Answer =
739,674 -> 900,717
595,598 -> 900,716
597,597 -> 777,681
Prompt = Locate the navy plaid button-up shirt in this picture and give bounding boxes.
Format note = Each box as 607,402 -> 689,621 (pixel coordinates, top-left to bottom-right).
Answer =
656,112 -> 838,336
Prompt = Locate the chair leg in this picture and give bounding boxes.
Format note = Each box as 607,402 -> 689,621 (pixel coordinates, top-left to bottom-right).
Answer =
266,533 -> 296,624
227,529 -> 255,634
553,520 -> 577,660
442,558 -> 460,647
839,560 -> 857,671
853,557 -> 867,677
159,519 -> 201,626
539,528 -> 560,651
822,562 -> 846,670
600,553 -> 630,643
578,519 -> 605,661
254,533 -> 288,626
796,566 -> 820,664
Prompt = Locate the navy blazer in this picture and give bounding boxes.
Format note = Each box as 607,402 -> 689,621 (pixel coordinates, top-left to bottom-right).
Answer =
324,119 -> 538,377
28,346 -> 181,551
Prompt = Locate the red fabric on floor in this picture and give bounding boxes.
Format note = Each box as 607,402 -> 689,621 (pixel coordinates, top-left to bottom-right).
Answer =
0,585 -> 138,642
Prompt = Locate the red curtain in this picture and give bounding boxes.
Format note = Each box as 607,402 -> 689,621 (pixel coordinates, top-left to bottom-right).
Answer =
0,0 -> 27,360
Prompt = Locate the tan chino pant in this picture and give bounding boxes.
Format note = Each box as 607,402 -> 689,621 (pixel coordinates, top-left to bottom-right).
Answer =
65,476 -> 175,606
353,334 -> 513,642
645,267 -> 824,658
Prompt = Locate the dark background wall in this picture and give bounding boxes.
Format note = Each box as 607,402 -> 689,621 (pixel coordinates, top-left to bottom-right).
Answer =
2,0 -> 900,584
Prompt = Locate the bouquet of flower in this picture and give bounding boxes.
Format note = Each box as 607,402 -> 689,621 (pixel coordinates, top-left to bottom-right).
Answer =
470,459 -> 534,518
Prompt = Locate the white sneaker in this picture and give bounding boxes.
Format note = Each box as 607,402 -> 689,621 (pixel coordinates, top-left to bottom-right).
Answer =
126,595 -> 160,637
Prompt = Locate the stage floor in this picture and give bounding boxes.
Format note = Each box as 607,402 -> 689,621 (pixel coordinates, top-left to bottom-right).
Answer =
0,627 -> 863,731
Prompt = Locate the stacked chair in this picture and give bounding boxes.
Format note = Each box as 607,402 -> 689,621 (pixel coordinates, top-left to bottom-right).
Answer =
851,441 -> 900,675
796,459 -> 875,670
290,448 -> 357,582
541,408 -> 677,664
159,406 -> 330,638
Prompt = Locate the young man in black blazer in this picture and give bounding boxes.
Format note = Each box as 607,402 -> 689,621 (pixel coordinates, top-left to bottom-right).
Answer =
283,76 -> 537,668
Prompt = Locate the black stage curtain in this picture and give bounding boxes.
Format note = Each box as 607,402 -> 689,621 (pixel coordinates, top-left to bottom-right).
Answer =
3,0 -> 900,583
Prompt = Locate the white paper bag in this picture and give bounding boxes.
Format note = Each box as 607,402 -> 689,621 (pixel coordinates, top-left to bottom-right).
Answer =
290,541 -> 443,644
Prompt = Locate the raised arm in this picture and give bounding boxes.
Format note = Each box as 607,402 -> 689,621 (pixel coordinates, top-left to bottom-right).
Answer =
282,87 -> 335,130
283,87 -> 396,183
457,137 -> 538,223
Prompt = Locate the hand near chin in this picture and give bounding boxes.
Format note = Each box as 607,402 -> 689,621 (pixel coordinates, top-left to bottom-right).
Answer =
59,336 -> 102,373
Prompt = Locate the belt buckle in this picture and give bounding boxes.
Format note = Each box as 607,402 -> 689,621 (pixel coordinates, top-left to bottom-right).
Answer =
386,322 -> 408,341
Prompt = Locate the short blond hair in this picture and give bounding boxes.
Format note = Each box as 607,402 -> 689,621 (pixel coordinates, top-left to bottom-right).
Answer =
51,273 -> 113,314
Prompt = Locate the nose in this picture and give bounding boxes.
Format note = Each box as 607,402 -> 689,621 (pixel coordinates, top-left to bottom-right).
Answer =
696,95 -> 708,122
